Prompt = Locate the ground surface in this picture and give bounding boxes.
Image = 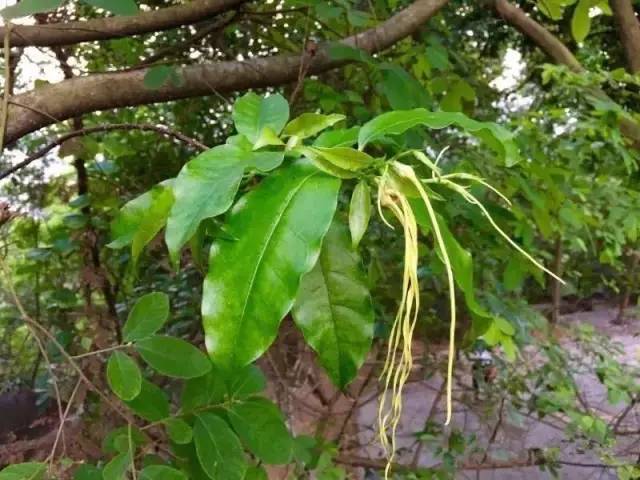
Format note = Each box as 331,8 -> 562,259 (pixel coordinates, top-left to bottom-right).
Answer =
356,305 -> 640,479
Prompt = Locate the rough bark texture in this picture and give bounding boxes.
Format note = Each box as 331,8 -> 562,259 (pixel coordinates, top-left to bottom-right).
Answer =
0,0 -> 246,47
610,0 -> 640,73
4,0 -> 449,145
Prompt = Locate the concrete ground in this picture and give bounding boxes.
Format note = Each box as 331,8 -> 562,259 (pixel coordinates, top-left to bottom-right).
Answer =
355,305 -> 640,479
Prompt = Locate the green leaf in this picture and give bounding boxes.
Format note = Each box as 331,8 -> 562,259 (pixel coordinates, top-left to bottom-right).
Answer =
228,398 -> 293,464
81,0 -> 138,15
0,463 -> 46,480
292,221 -> 374,388
131,184 -> 174,264
412,208 -> 493,336
314,127 -> 360,148
165,145 -> 283,262
441,79 -> 476,112
102,453 -> 131,480
425,44 -> 449,71
181,369 -> 226,412
194,413 -> 247,480
1,0 -> 63,19
106,352 -> 142,401
139,466 -> 186,480
379,64 -> 430,110
358,109 -> 520,167
123,292 -> 170,342
232,93 -> 289,143
253,126 -> 284,150
571,0 -> 591,42
283,113 -> 345,139
349,181 -> 371,248
537,0 -> 565,19
164,418 -> 193,445
203,159 -> 340,369
227,365 -> 266,399
103,427 -> 147,455
125,379 -> 170,421
298,146 -> 374,178
243,467 -> 268,480
136,335 -> 212,379
74,465 -> 102,480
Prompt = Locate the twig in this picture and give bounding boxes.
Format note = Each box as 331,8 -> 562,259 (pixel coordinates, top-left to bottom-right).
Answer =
48,377 -> 82,465
0,123 -> 209,180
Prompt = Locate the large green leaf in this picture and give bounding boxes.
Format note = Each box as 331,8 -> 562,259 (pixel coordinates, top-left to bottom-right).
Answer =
232,93 -> 289,143
194,413 -> 247,480
125,379 -> 170,422
292,221 -> 374,388
1,0 -> 63,19
0,463 -> 46,480
81,0 -> 138,15
122,292 -> 170,342
165,145 -> 283,262
228,398 -> 293,464
202,159 -> 340,369
358,109 -> 520,166
136,335 -> 212,379
106,352 -> 142,401
139,466 -> 186,480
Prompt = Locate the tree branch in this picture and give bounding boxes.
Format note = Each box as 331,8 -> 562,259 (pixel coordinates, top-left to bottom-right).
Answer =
494,0 -> 583,72
610,0 -> 640,73
0,0 -> 246,47
493,0 -> 640,149
0,123 -> 209,180
3,0 -> 450,146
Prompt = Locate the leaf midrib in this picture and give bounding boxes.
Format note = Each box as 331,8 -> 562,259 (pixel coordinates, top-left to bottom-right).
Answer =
233,170 -> 318,365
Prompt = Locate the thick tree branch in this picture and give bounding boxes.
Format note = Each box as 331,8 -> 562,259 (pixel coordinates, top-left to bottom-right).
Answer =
4,0 -> 449,146
610,0 -> 640,73
0,0 -> 246,47
0,123 -> 208,180
493,0 -> 640,149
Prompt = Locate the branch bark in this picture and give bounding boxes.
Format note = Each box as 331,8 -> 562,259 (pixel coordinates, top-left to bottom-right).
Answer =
610,0 -> 640,73
494,0 -> 583,72
4,0 -> 449,146
0,0 -> 246,47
